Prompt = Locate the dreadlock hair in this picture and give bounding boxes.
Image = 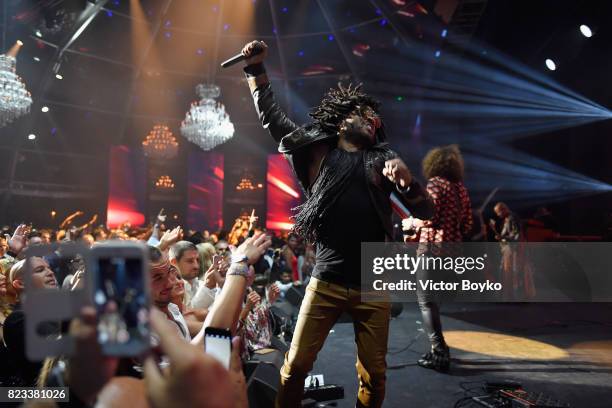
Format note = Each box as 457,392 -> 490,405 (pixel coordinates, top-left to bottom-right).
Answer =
309,83 -> 381,134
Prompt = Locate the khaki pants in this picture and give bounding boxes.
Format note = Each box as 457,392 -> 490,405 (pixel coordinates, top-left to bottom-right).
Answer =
276,277 -> 391,408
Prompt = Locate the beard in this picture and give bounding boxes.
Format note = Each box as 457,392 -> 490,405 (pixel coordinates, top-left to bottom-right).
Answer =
343,128 -> 374,147
341,119 -> 375,147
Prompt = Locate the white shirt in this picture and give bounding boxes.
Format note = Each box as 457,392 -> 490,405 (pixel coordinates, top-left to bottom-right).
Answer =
167,302 -> 191,341
191,284 -> 218,309
275,280 -> 293,299
183,278 -> 203,308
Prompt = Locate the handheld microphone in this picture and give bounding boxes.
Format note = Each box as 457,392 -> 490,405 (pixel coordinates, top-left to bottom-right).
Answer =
220,46 -> 263,68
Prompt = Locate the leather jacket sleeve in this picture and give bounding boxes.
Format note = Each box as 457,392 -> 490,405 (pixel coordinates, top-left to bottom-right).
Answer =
245,65 -> 299,143
396,180 -> 435,220
375,148 -> 434,221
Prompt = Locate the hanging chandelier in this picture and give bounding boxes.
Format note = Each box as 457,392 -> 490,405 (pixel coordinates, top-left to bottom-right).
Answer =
155,175 -> 175,190
180,84 -> 234,151
142,124 -> 178,160
0,45 -> 32,128
236,176 -> 256,191
235,170 -> 263,191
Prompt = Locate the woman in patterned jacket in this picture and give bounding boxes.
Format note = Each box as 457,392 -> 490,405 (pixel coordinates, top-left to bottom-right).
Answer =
402,145 -> 473,372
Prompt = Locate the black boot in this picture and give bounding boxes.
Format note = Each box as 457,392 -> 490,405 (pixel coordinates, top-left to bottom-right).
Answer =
417,344 -> 450,373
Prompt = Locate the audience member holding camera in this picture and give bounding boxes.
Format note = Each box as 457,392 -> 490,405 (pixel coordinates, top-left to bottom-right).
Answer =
0,229 -> 271,407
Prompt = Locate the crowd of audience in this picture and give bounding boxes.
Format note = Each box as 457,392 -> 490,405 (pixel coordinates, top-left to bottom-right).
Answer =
0,210 -> 313,407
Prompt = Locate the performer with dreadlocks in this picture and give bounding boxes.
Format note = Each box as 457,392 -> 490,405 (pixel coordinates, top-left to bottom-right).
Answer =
241,41 -> 434,408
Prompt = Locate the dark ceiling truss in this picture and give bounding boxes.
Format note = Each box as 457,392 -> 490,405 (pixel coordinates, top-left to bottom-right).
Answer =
315,0 -> 363,84
1,0 -> 110,214
267,0 -> 292,112
445,0 -> 488,50
99,6 -> 384,41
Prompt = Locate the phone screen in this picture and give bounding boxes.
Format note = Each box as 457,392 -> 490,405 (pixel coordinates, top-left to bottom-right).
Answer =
94,256 -> 149,355
205,328 -> 232,369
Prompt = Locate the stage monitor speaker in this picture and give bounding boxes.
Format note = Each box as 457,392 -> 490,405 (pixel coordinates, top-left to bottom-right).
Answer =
246,361 -> 280,408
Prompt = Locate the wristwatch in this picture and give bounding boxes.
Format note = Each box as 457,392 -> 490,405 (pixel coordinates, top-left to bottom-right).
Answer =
230,253 -> 249,264
227,262 -> 250,279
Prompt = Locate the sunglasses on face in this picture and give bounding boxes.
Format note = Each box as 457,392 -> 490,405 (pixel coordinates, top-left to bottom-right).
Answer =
353,105 -> 381,126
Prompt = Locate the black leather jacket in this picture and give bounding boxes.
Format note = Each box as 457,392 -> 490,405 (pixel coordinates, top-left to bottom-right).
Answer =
249,82 -> 434,239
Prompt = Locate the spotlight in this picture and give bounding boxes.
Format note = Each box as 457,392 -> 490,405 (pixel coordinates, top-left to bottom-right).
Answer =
55,74 -> 63,80
33,57 -> 40,62
35,30 -> 42,38
545,58 -> 556,71
41,106 -> 49,113
580,24 -> 593,38
435,50 -> 441,58
28,134 -> 36,140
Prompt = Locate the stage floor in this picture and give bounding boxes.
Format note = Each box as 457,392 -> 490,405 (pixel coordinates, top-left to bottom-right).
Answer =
312,302 -> 612,407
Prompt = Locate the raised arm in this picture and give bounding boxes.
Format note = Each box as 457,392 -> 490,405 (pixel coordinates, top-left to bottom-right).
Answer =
191,232 -> 271,347
242,41 -> 299,143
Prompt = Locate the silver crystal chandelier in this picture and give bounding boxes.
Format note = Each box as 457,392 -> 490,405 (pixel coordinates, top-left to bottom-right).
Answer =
0,52 -> 32,128
180,84 -> 234,150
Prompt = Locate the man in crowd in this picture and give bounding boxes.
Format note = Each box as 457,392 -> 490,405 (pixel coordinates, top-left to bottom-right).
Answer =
31,233 -> 271,407
241,40 -> 434,407
149,246 -> 190,341
3,257 -> 58,386
169,240 -> 201,307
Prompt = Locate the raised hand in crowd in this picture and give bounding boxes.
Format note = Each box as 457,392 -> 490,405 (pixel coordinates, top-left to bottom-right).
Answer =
59,210 -> 84,229
159,226 -> 183,252
245,290 -> 261,311
232,231 -> 271,266
76,214 -> 98,231
267,283 -> 281,304
6,223 -> 29,256
248,209 -> 258,231
156,208 -> 167,225
144,309 -> 247,408
203,262 -> 219,289
193,232 -> 272,346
